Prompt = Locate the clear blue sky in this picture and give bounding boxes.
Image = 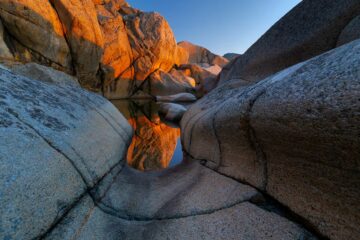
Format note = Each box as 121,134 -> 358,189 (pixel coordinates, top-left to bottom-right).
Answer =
127,0 -> 301,55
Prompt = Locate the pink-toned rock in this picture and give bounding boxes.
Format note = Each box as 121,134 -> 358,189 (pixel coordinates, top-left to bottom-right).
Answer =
178,41 -> 228,67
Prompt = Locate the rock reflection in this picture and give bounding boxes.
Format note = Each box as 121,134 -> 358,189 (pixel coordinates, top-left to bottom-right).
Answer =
112,100 -> 181,171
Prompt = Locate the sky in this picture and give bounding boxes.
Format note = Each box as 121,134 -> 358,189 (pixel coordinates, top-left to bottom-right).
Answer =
127,0 -> 301,55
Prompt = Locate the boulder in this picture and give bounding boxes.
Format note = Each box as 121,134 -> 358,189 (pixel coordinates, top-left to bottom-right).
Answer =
0,19 -> 13,60
0,68 -> 132,239
148,69 -> 196,96
219,0 -> 360,85
174,45 -> 189,66
94,2 -> 133,85
156,93 -> 197,103
158,102 -> 187,122
179,41 -> 229,67
50,0 -> 105,89
11,62 -> 80,87
125,12 -> 177,81
337,15 -> 360,47
181,40 -> 360,240
0,0 -> 72,70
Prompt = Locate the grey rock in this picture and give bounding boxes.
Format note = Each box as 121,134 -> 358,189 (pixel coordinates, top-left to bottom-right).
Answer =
337,15 -> 360,46
219,0 -> 360,85
181,40 -> 360,240
158,102 -> 187,122
46,194 -> 315,240
156,93 -> 197,102
223,53 -> 241,61
11,63 -> 80,87
0,68 -> 132,239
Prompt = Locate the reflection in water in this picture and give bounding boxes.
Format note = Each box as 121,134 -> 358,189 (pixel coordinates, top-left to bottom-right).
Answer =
112,100 -> 182,171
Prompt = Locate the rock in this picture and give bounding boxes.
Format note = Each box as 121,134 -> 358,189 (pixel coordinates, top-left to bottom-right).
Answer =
179,41 -> 229,67
181,40 -> 360,240
223,53 -> 241,61
44,166 -> 314,240
0,19 -> 13,60
219,0 -> 360,85
158,103 -> 187,122
200,63 -> 222,75
11,63 -> 80,87
148,69 -> 196,96
337,15 -> 360,46
50,0 -> 105,89
113,100 -> 181,171
125,12 -> 177,81
174,45 -> 189,66
156,93 -> 197,102
0,0 -> 72,70
0,68 -> 132,239
95,2 -> 133,85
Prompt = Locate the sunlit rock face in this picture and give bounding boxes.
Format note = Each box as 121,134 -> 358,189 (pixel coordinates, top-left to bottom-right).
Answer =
113,100 -> 180,171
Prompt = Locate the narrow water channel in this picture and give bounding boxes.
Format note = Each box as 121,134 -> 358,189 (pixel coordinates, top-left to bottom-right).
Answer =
112,100 -> 183,171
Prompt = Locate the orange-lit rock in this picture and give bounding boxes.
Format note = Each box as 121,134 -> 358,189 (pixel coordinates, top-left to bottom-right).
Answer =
95,3 -> 133,84
50,0 -> 104,89
125,12 -> 177,81
0,0 -> 72,70
178,41 -> 229,67
127,115 -> 180,171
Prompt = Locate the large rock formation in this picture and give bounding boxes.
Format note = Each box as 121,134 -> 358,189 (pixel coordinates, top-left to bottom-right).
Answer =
181,40 -> 360,240
219,0 -> 360,86
0,67 -> 132,239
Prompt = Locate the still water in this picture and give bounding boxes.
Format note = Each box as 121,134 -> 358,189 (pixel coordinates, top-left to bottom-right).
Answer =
112,100 -> 183,171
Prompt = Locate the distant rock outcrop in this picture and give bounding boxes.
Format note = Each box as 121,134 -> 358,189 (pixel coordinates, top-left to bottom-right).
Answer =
178,41 -> 229,67
223,53 -> 241,61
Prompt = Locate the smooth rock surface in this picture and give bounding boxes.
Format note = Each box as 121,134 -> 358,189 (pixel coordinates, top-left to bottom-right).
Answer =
181,40 -> 360,240
0,0 -> 72,70
219,0 -> 360,85
0,68 -> 132,239
50,0 -> 105,89
158,103 -> 187,122
11,62 -> 80,87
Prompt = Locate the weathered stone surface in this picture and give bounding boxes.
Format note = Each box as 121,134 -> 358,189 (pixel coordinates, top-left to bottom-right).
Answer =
125,12 -> 177,81
45,192 -> 315,240
179,41 -> 229,67
337,15 -> 360,47
181,40 -> 360,240
219,0 -> 360,85
50,0 -> 105,89
148,69 -> 196,96
95,2 -> 133,84
11,62 -> 80,87
0,19 -> 13,60
0,0 -> 72,69
0,68 -> 132,239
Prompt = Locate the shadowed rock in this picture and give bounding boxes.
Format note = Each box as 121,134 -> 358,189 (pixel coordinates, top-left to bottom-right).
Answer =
181,40 -> 360,240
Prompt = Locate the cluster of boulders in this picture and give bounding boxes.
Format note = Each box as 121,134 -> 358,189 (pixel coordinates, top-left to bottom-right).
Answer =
0,0 -> 226,99
181,1 -> 360,239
